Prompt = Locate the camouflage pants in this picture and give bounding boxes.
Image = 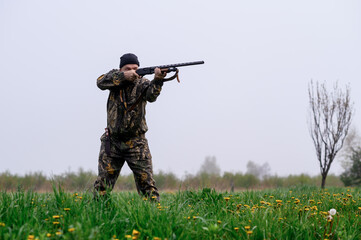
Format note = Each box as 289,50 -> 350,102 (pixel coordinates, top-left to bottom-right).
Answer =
93,133 -> 159,200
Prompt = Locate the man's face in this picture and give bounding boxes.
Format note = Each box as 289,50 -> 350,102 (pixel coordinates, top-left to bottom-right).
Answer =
120,64 -> 139,72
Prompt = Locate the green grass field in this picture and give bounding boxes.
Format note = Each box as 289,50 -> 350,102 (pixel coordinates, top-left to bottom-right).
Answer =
1,186 -> 360,240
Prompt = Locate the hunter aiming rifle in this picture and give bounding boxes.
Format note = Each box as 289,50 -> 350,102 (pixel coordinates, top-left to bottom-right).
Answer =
136,60 -> 204,82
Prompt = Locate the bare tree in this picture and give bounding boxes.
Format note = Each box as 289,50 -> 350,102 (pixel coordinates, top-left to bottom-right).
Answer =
308,80 -> 354,188
246,161 -> 271,180
198,156 -> 221,176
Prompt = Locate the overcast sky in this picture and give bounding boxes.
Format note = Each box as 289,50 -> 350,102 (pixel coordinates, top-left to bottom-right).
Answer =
1,0 -> 360,179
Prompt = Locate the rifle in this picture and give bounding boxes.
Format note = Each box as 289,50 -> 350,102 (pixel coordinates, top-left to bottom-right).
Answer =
136,60 -> 204,82
126,61 -> 204,112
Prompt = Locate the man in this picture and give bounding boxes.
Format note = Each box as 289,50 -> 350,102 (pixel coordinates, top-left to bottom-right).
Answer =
94,53 -> 167,201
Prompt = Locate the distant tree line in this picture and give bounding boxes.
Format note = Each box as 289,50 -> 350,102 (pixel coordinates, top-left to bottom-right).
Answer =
0,160 -> 344,192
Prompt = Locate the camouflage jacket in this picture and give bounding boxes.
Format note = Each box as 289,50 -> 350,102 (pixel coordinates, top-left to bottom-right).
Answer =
97,69 -> 163,139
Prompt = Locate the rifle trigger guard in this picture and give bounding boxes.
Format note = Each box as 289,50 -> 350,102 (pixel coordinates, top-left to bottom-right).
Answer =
163,69 -> 180,83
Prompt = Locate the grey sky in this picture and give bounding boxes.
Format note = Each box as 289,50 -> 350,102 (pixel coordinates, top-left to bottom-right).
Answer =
1,0 -> 360,178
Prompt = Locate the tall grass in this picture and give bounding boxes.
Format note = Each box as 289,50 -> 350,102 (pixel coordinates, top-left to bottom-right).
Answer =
0,186 -> 360,239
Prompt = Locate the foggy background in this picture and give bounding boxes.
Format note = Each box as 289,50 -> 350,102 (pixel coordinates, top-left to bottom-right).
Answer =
1,0 -> 360,178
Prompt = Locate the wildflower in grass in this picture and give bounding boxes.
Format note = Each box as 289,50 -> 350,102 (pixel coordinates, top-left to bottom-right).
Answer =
53,221 -> 60,225
64,208 -> 70,211
53,215 -> 60,219
329,208 -> 337,216
27,235 -> 35,240
217,220 -> 222,224
244,226 -> 251,230
56,231 -> 62,236
0,222 -> 5,227
311,206 -> 318,211
46,233 -> 51,237
276,200 -> 282,203
224,197 -> 230,202
246,231 -> 253,235
125,235 -> 132,239
68,228 -> 75,232
358,207 -> 361,210
153,237 -> 161,240
132,229 -> 140,236
234,227 -> 239,232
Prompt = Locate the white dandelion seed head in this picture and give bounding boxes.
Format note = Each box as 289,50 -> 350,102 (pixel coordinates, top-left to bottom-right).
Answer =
329,208 -> 337,216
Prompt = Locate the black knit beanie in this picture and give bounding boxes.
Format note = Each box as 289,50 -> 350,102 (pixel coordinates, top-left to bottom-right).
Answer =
119,53 -> 140,68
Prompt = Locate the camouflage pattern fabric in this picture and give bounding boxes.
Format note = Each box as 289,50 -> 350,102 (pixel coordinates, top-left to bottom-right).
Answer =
93,69 -> 162,200
94,133 -> 159,200
96,69 -> 163,138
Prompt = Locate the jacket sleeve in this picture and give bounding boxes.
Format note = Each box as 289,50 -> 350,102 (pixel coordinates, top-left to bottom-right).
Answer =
96,69 -> 127,90
144,78 -> 164,102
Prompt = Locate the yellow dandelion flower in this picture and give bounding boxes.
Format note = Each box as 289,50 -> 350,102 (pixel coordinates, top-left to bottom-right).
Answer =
246,231 -> 253,235
132,229 -> 140,236
56,231 -> 62,236
0,222 -> 5,227
64,208 -> 70,211
27,235 -> 35,240
153,237 -> 161,240
68,228 -> 75,232
125,235 -> 132,238
217,220 -> 222,224
244,226 -> 251,230
46,233 -> 51,237
358,207 -> 361,210
234,227 -> 239,231
53,222 -> 60,225
276,200 -> 282,203
52,215 -> 60,219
